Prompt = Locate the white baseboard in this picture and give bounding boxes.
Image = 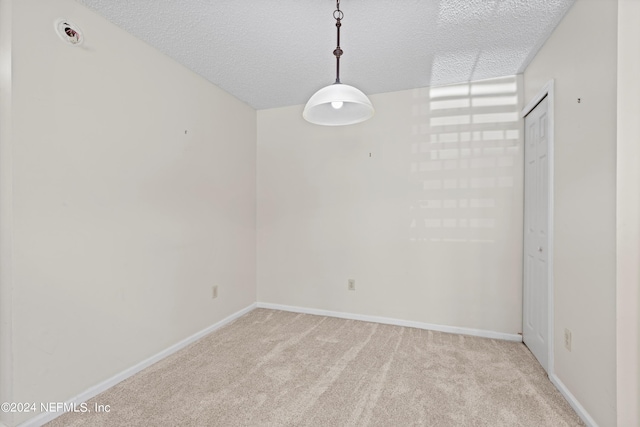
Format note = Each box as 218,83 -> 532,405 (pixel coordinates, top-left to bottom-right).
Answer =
256,302 -> 522,342
550,374 -> 599,427
19,303 -> 257,427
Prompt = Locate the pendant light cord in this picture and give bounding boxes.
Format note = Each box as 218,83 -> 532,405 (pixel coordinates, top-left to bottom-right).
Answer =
333,0 -> 344,84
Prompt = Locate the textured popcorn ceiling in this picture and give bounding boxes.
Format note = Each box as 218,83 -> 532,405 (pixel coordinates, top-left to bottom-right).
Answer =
76,0 -> 575,110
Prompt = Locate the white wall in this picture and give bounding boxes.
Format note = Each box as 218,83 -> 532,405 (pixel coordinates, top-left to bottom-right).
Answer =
258,76 -> 524,335
0,0 -> 14,426
617,1 -> 640,425
7,1 -> 256,425
523,0 -> 617,425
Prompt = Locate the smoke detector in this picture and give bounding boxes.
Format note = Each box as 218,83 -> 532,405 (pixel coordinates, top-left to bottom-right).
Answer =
55,19 -> 83,46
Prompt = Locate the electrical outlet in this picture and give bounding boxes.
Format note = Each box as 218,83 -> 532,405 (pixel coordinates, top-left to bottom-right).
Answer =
348,279 -> 355,291
212,285 -> 218,299
564,328 -> 572,351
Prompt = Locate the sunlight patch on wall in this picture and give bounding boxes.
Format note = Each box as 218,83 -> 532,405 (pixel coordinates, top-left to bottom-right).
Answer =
409,75 -> 521,244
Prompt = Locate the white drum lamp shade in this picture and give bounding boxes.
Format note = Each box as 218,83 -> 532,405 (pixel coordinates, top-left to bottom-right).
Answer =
303,83 -> 374,126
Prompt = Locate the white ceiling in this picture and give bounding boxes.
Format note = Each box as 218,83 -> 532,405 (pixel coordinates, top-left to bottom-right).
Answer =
76,0 -> 575,110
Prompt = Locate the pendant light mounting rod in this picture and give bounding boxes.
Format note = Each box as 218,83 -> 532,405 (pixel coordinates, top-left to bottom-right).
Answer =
333,0 -> 344,84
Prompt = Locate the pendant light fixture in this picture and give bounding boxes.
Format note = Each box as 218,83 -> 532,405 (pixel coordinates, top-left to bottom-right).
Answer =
303,0 -> 374,126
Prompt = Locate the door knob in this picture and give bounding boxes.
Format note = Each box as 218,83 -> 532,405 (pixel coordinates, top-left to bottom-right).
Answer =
538,247 -> 543,252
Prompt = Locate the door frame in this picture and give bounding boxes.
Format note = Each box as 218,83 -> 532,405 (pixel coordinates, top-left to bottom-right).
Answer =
521,80 -> 555,375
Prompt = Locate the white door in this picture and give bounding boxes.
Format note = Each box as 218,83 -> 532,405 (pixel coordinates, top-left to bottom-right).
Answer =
523,96 -> 549,372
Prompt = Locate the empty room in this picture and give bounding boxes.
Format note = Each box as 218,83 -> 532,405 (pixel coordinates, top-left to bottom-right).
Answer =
0,0 -> 638,426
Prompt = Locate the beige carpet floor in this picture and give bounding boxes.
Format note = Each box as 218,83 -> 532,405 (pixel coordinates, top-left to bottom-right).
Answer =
46,309 -> 583,426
